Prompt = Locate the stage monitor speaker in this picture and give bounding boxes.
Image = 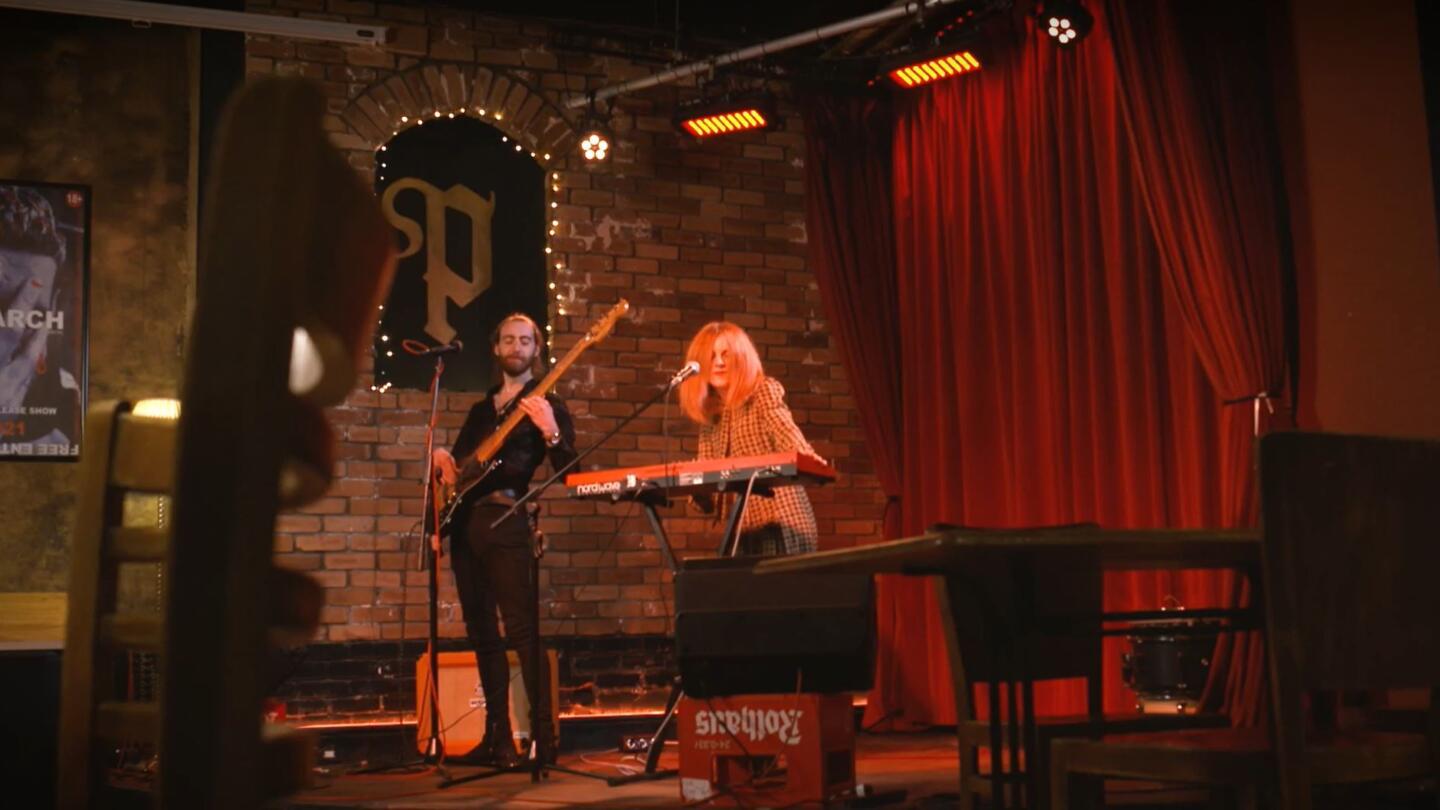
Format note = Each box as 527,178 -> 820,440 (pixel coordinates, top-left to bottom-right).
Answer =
675,556 -> 874,698
415,649 -> 558,756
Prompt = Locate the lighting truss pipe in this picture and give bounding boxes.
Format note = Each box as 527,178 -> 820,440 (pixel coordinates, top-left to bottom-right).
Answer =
0,0 -> 390,44
563,0 -> 963,109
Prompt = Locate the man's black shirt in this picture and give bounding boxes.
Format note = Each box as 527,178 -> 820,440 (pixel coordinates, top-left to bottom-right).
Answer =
449,378 -> 577,504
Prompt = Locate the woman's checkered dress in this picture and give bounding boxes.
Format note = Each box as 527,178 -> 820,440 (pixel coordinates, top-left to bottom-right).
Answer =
698,377 -> 820,556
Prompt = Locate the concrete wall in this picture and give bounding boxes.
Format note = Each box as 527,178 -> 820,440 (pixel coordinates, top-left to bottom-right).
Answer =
1286,0 -> 1440,438
0,11 -> 195,592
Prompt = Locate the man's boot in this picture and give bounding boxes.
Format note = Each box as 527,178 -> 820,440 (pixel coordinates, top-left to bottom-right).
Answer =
468,652 -> 522,768
480,711 -> 523,769
518,644 -> 555,766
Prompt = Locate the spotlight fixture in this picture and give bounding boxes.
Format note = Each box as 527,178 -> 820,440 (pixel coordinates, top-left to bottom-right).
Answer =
1038,0 -> 1093,47
577,112 -> 612,164
676,97 -> 776,139
884,45 -> 984,88
579,129 -> 610,162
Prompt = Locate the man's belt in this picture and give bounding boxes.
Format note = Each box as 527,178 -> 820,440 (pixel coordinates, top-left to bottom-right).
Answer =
475,488 -> 521,506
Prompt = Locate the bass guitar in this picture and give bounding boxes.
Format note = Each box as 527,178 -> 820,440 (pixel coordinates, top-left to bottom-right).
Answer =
433,299 -> 629,534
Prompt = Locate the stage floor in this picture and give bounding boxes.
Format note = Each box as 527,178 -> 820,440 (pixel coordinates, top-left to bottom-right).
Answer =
280,730 -> 960,809
276,730 -> 1434,809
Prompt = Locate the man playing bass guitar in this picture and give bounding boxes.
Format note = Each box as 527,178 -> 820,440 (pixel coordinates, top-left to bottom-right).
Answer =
431,312 -> 575,767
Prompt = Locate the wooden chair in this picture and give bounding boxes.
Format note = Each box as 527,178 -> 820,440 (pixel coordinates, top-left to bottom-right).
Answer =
56,77 -> 396,808
1051,431 -> 1440,809
57,400 -> 178,808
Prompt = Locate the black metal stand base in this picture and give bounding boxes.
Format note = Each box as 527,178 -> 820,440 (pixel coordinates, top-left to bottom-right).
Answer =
437,760 -> 520,788
601,766 -> 679,787
348,737 -> 451,779
440,744 -> 632,788
601,674 -> 683,786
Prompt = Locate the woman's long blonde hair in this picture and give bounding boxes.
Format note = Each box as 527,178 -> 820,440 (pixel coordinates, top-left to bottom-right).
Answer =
679,321 -> 765,425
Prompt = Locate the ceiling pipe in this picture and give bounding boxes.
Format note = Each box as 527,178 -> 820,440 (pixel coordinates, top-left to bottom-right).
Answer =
563,0 -> 963,109
0,0 -> 390,44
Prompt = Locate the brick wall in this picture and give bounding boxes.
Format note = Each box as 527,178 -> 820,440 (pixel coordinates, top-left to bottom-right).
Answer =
272,636 -> 676,719
246,0 -> 885,720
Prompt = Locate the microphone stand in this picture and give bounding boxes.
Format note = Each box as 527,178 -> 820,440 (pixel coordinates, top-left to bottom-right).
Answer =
419,355 -> 448,772
490,372 -> 689,536
351,353 -> 450,779
461,373 -> 690,788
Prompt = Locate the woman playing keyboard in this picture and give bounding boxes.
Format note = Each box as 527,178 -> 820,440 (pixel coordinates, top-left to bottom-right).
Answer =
678,321 -> 825,556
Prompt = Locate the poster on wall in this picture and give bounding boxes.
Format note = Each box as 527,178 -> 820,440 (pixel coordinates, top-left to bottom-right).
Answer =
0,180 -> 88,461
372,117 -> 546,392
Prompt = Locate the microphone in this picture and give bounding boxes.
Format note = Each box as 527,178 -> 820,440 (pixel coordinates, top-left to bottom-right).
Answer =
668,360 -> 701,387
409,339 -> 463,357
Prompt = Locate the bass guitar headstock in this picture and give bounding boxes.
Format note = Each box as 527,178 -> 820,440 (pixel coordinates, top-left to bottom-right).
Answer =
579,298 -> 630,346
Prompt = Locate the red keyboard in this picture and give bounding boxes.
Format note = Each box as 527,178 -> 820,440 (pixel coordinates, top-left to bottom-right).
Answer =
564,452 -> 836,500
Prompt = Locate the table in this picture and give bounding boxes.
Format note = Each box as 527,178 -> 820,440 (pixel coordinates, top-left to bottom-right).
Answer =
756,527 -> 1261,809
0,591 -> 65,651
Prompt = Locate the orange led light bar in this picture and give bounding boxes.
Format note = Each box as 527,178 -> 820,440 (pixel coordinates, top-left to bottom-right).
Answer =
887,50 -> 982,87
680,108 -> 769,138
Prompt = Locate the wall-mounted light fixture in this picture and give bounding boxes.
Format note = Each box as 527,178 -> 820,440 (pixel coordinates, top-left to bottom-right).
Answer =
883,44 -> 984,88
576,95 -> 613,165
676,97 -> 776,139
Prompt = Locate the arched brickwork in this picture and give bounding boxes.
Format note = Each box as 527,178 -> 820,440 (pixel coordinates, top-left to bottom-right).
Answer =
340,63 -> 577,163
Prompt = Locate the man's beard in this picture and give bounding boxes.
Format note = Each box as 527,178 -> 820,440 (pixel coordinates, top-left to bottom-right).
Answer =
499,353 -> 533,376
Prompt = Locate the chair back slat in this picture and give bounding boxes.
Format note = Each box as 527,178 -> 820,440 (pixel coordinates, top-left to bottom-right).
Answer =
1260,432 -> 1440,691
108,414 -> 178,493
106,526 -> 169,561
94,701 -> 161,743
97,614 -> 164,652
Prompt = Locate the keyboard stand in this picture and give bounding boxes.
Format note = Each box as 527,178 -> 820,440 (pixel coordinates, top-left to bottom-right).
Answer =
634,490 -> 680,573
714,467 -> 781,557
605,479 -> 765,785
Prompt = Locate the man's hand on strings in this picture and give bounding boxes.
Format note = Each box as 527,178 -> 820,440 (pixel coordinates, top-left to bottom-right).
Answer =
432,448 -> 458,486
518,396 -> 559,439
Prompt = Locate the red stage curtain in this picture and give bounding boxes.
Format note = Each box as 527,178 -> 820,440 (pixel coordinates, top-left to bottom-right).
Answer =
1107,0 -> 1293,725
803,95 -> 936,730
805,3 -> 1274,727
887,10 -> 1234,722
805,3 -> 1292,726
802,95 -> 905,525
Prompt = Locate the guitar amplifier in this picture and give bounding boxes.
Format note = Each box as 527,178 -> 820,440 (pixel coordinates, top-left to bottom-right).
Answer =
675,557 -> 875,698
415,649 -> 558,755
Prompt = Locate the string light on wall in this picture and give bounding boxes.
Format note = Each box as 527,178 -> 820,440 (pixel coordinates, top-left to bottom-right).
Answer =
367,100 -> 568,389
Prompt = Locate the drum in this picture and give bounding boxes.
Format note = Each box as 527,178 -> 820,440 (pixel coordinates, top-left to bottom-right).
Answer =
1121,618 -> 1220,714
